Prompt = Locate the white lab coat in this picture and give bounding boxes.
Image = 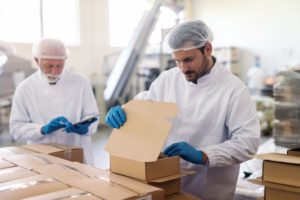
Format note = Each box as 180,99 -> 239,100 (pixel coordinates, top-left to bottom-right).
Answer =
9,70 -> 99,165
135,61 -> 260,200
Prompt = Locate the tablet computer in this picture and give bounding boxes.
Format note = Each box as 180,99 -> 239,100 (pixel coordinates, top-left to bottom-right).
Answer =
73,114 -> 99,126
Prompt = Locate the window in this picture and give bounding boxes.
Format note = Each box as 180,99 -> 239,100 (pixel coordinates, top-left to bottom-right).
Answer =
109,0 -> 183,47
0,0 -> 80,44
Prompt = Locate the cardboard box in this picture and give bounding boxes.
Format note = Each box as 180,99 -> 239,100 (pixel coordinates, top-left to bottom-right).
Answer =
110,155 -> 180,180
265,187 -> 300,200
166,192 -> 201,200
105,100 -> 179,180
0,174 -> 69,200
287,148 -> 300,157
249,178 -> 300,200
22,143 -> 83,163
0,166 -> 38,183
35,163 -> 164,200
0,143 -> 83,163
0,159 -> 15,169
255,153 -> 300,187
23,188 -> 102,200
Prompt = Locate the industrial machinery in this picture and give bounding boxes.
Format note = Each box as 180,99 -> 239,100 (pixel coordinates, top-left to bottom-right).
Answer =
103,0 -> 184,108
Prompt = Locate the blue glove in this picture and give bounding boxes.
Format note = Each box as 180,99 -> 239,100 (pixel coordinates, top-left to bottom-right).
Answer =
164,142 -> 203,164
41,116 -> 69,135
65,117 -> 97,135
105,106 -> 126,128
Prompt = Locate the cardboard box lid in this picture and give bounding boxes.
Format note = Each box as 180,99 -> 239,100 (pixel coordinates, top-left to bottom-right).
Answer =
22,143 -> 79,154
0,159 -> 15,169
4,154 -> 51,170
255,153 -> 300,165
105,100 -> 178,162
249,178 -> 300,193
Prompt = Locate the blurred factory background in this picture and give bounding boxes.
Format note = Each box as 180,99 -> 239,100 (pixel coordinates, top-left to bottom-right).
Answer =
1,0 -> 300,199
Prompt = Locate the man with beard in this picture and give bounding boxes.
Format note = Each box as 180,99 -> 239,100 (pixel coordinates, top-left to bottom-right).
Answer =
9,38 -> 99,165
105,20 -> 260,200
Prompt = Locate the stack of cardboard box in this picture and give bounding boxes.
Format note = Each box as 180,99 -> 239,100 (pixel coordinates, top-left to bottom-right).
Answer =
0,151 -> 165,199
105,100 -> 199,199
250,150 -> 300,199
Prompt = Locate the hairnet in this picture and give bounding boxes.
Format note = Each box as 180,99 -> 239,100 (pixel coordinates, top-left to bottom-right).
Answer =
168,20 -> 213,52
32,38 -> 68,60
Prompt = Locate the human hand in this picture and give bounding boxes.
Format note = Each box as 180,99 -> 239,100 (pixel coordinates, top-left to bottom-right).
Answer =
105,106 -> 126,128
164,141 -> 203,164
41,116 -> 68,135
65,117 -> 97,135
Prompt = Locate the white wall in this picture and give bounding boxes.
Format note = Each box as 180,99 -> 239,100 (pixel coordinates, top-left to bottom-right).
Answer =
192,0 -> 300,79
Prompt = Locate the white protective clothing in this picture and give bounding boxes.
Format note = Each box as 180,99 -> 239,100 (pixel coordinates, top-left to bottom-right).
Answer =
135,61 -> 260,200
10,70 -> 99,165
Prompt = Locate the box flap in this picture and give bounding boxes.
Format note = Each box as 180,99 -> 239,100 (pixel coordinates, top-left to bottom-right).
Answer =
4,154 -> 52,170
255,153 -> 300,165
105,100 -> 178,162
0,159 -> 15,169
22,144 -> 64,154
23,188 -> 87,200
149,173 -> 184,183
249,178 -> 300,193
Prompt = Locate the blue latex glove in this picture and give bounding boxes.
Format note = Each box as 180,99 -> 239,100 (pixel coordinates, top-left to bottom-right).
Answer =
65,117 -> 97,135
164,142 -> 203,164
41,116 -> 69,135
105,106 -> 126,128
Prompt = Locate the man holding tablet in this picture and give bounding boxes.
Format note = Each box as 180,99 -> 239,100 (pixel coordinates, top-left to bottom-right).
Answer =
9,38 -> 99,165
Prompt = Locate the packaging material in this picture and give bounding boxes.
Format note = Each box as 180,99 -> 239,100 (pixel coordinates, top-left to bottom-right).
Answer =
0,143 -> 83,162
255,153 -> 300,187
0,159 -> 15,169
0,174 -> 69,200
105,100 -> 179,180
249,178 -> 300,200
148,175 -> 181,196
166,192 -> 201,200
23,188 -> 101,200
22,143 -> 83,163
4,154 -> 55,170
0,146 -> 35,159
0,166 -> 37,183
110,154 -> 180,180
287,148 -> 300,157
273,70 -> 300,148
265,187 -> 300,200
35,163 -> 164,200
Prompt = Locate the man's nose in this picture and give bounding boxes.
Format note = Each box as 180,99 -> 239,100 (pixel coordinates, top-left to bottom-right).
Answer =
50,67 -> 60,75
180,62 -> 189,73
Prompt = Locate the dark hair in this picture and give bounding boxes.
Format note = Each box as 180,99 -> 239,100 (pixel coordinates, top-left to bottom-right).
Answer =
198,46 -> 206,54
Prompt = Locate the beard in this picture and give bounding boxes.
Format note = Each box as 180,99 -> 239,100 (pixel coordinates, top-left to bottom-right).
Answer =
184,56 -> 211,83
42,73 -> 61,84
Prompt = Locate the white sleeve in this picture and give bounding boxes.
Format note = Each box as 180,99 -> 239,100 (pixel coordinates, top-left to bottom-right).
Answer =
202,87 -> 260,168
81,80 -> 99,136
9,87 -> 44,141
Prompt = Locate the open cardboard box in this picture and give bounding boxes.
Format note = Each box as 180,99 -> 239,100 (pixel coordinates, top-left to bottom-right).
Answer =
255,153 -> 300,187
0,174 -> 69,200
22,143 -> 83,163
105,100 -> 180,181
249,178 -> 300,200
0,143 -> 83,163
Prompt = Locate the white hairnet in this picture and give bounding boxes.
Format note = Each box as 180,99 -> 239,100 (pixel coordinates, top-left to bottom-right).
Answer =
168,20 -> 213,52
32,38 -> 68,60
